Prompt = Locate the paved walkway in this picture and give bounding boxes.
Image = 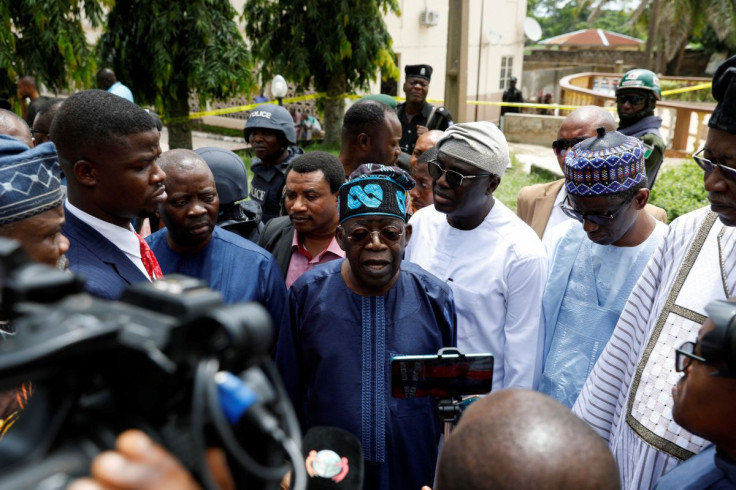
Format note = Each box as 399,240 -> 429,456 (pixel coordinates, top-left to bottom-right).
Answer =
508,142 -> 562,176
159,128 -> 245,152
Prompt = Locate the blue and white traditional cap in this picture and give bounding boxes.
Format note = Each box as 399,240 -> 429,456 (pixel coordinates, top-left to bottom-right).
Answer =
0,135 -> 62,225
339,164 -> 415,224
564,127 -> 646,196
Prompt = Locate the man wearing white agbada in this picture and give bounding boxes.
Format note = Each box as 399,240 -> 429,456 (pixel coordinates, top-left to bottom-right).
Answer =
405,121 -> 547,390
573,54 -> 736,489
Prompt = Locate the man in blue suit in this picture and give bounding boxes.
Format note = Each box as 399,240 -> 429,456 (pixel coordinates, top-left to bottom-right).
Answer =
51,90 -> 167,300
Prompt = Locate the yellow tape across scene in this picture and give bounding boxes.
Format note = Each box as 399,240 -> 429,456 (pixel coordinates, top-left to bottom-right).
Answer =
660,82 -> 712,97
178,90 -> 711,123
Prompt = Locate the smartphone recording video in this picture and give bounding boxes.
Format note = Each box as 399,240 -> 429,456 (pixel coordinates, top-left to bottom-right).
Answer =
391,352 -> 493,398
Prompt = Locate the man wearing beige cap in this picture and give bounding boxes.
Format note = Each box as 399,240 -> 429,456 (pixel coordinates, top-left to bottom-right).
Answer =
405,121 -> 547,391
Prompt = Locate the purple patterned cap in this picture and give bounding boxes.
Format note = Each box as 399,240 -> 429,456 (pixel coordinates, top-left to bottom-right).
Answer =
564,128 -> 646,196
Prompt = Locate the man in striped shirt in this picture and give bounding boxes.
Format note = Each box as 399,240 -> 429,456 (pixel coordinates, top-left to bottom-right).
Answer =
573,54 -> 736,488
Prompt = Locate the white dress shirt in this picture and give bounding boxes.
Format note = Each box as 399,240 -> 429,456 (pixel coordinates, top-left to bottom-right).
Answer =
405,200 -> 548,391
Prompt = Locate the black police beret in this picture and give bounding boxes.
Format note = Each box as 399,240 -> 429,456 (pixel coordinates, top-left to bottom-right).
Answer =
405,64 -> 433,81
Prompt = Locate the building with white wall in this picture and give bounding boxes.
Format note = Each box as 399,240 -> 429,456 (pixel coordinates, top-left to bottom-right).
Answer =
377,0 -> 527,122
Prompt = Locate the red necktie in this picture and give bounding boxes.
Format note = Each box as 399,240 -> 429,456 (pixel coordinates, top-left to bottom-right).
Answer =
136,233 -> 163,280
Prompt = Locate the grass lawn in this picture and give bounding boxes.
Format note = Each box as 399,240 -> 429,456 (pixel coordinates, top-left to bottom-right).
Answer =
495,156 -> 558,212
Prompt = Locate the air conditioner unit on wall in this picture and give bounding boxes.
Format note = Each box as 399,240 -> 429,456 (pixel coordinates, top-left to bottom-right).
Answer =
420,10 -> 440,27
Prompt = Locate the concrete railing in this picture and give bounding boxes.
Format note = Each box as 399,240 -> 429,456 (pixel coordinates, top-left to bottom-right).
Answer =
560,72 -> 715,157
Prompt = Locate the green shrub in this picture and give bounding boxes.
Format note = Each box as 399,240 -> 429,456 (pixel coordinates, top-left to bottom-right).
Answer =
660,81 -> 715,104
649,161 -> 709,221
495,156 -> 556,213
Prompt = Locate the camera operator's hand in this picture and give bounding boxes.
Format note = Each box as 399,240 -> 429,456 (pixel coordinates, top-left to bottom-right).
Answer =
68,429 -> 234,490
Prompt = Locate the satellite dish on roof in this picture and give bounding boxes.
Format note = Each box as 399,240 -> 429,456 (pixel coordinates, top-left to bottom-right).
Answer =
486,29 -> 502,46
524,17 -> 542,42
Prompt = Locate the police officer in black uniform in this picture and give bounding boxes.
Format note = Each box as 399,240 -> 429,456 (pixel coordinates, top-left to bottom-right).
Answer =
397,64 -> 453,156
501,76 -> 523,116
244,104 -> 304,223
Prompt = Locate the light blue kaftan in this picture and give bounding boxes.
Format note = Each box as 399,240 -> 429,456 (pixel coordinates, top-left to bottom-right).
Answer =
539,220 -> 667,407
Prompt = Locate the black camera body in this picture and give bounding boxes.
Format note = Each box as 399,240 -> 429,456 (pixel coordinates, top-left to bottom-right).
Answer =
0,238 -> 283,489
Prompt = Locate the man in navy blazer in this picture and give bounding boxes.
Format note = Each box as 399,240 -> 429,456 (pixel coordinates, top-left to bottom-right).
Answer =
51,90 -> 167,300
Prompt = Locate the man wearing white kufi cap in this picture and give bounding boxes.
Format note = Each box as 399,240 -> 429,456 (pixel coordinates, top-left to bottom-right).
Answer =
405,121 -> 547,391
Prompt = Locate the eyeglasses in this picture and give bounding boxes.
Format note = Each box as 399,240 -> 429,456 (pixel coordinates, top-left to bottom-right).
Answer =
692,148 -> 736,181
552,137 -> 587,157
560,195 -> 630,225
344,226 -> 404,245
674,341 -> 708,372
428,160 -> 492,188
30,128 -> 48,137
616,94 -> 646,106
674,339 -> 734,377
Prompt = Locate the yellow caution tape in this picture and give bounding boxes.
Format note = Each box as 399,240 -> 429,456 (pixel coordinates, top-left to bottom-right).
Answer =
167,92 -> 650,124
167,93 -> 326,123
660,82 -> 712,96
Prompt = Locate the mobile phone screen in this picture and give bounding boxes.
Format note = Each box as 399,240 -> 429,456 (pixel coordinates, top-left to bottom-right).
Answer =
390,353 -> 494,398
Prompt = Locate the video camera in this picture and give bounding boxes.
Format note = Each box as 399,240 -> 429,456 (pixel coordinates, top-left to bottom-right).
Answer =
0,238 -> 306,489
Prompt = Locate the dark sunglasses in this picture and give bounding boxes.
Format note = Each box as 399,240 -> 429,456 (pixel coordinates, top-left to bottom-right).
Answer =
674,341 -> 708,372
343,226 -> 404,245
692,148 -> 736,181
616,94 -> 646,106
552,137 -> 586,157
560,195 -> 630,225
428,160 -> 491,188
673,340 -> 730,377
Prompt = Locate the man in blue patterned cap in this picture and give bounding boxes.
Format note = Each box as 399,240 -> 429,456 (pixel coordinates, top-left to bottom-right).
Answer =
0,135 -> 67,269
276,164 -> 456,490
0,134 -> 68,439
574,53 -> 736,488
538,127 -> 667,408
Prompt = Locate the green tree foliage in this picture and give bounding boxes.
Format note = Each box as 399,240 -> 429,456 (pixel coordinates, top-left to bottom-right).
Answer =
243,0 -> 400,146
575,0 -> 736,72
0,0 -> 105,102
98,0 -> 254,149
527,0 -> 638,41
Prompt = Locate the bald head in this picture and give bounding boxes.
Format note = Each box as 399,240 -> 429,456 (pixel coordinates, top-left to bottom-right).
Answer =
0,109 -> 33,147
96,68 -> 117,90
554,106 -> 616,171
561,105 -> 616,134
436,389 -> 619,490
159,149 -> 211,177
411,129 -> 443,168
158,149 -> 219,253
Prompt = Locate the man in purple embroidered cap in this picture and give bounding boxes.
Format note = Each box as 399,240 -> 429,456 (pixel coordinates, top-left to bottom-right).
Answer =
276,164 -> 456,490
538,127 -> 667,409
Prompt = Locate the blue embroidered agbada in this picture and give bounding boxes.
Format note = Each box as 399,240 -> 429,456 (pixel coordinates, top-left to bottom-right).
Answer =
147,226 -> 288,338
276,259 -> 456,490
